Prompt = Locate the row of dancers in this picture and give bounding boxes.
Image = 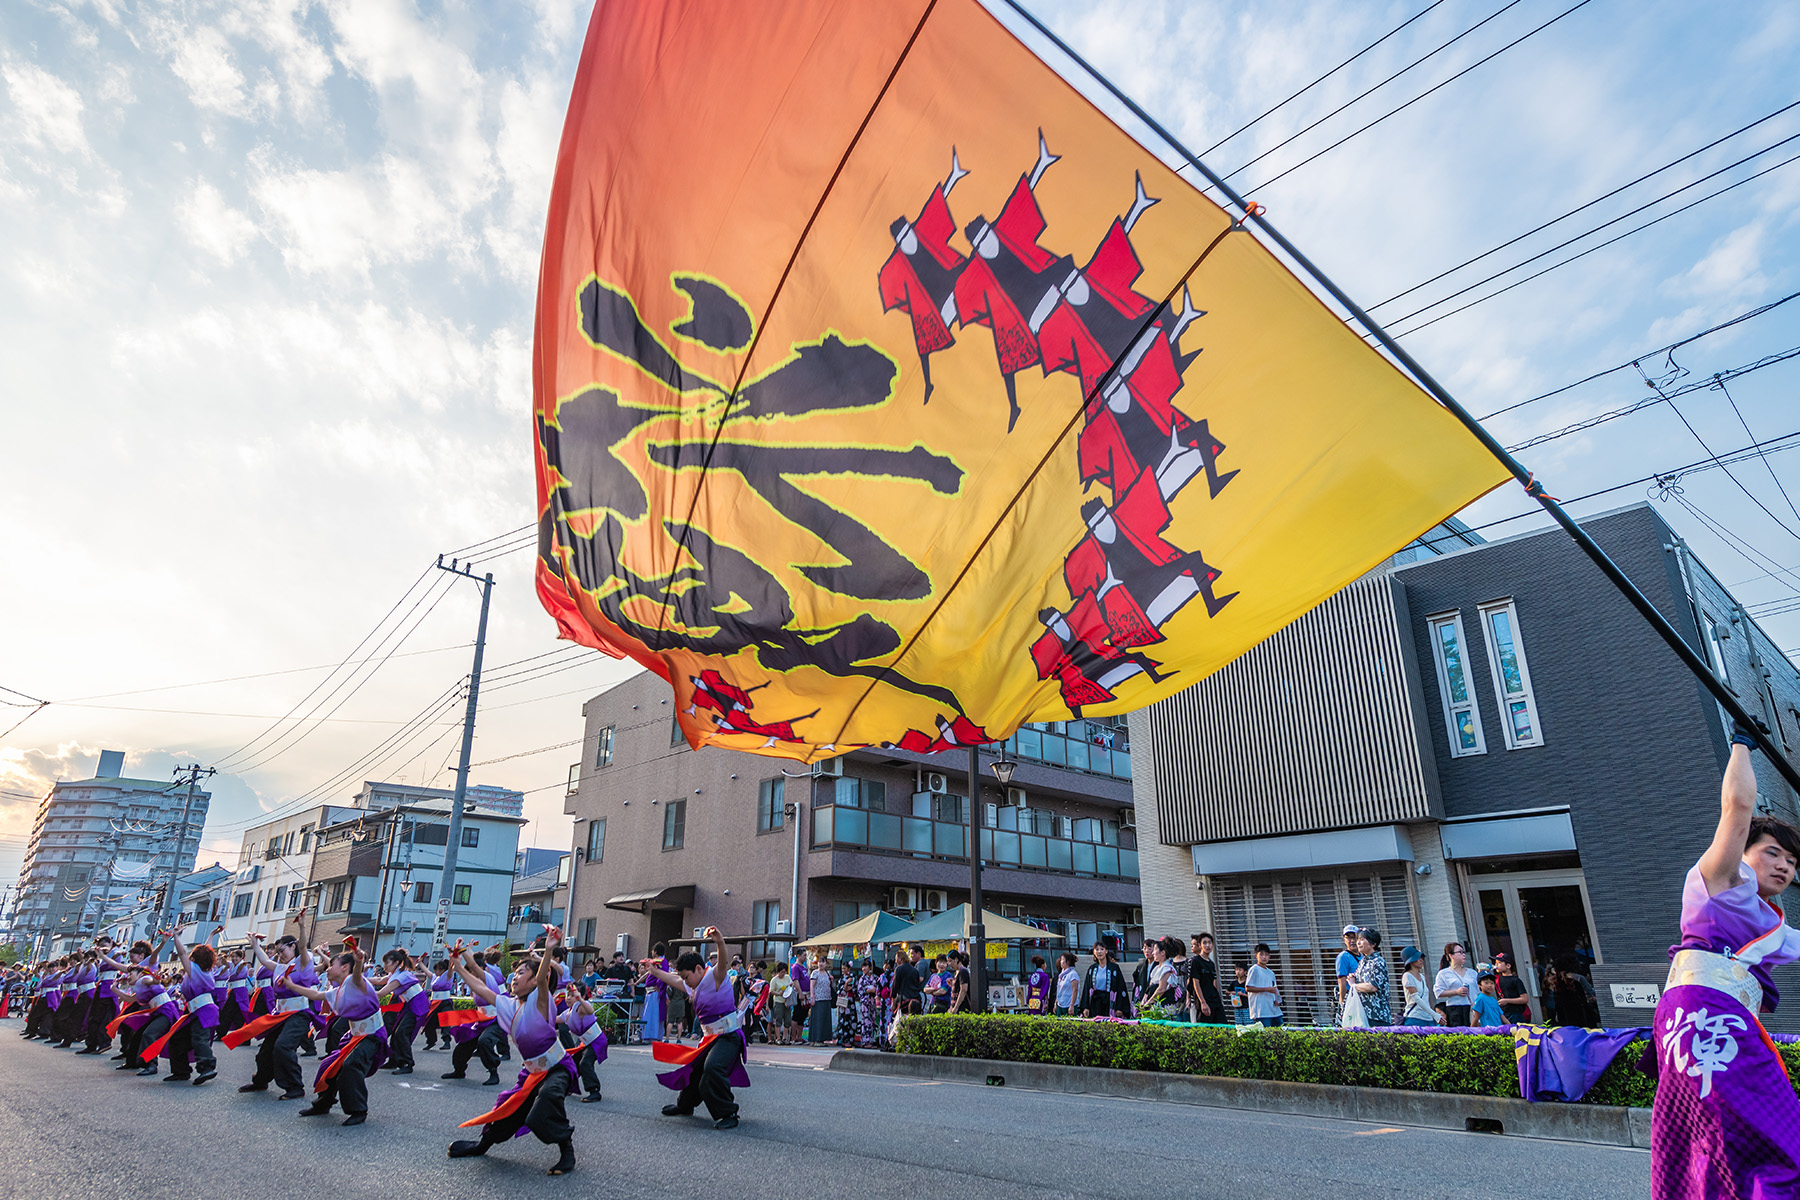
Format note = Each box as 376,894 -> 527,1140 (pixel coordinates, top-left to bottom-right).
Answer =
11,925 -> 753,1174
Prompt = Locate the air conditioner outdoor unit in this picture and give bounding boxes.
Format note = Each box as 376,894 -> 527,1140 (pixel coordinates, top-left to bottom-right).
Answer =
1130,908 -> 1144,926
617,933 -> 633,957
891,886 -> 919,911
812,757 -> 844,778
1121,807 -> 1137,829
1005,786 -> 1028,807
692,927 -> 708,939
1000,904 -> 1025,919
924,889 -> 948,912
775,919 -> 792,934
926,772 -> 948,794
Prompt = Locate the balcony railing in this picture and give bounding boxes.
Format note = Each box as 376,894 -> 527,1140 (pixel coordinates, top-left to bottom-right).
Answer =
1005,720 -> 1132,780
811,806 -> 1139,881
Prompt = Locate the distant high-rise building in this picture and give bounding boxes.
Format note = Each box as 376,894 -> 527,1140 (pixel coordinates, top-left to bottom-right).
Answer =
12,752 -> 209,953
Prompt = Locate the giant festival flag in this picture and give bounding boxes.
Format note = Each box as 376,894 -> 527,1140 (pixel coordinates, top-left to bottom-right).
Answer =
533,0 -> 1510,760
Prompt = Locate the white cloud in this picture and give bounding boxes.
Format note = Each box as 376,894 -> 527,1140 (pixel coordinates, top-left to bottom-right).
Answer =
177,178 -> 260,264
169,25 -> 253,117
1,59 -> 90,156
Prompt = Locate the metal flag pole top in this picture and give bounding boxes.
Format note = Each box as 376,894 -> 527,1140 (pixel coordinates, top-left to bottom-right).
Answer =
1003,0 -> 1800,796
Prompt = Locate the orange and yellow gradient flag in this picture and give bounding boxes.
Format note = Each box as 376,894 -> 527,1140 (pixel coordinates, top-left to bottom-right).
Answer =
533,0 -> 1508,760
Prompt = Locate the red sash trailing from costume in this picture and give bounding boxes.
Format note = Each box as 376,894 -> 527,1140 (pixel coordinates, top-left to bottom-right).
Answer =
436,1006 -> 492,1029
105,1003 -> 142,1038
458,1060 -> 558,1129
314,1033 -> 373,1092
140,1013 -> 190,1062
222,1008 -> 298,1050
652,1033 -> 721,1077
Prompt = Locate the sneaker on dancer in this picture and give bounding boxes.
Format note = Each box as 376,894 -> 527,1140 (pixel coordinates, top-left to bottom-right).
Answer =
444,928 -> 577,1175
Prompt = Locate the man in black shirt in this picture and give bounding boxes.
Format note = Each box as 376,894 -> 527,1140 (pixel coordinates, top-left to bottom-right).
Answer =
891,946 -> 925,1011
948,952 -> 973,1014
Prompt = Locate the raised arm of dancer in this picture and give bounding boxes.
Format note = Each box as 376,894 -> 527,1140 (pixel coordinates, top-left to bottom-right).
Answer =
707,926 -> 728,987
533,928 -> 561,1019
168,929 -> 192,970
1700,736 -> 1761,896
448,942 -> 498,1006
248,933 -> 275,969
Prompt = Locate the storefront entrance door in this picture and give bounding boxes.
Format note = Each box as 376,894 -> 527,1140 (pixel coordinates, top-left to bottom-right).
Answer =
1466,869 -> 1600,1017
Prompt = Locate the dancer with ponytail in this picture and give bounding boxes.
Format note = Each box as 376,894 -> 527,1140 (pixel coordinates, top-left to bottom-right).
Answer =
445,928 -> 576,1176
140,928 -> 220,1085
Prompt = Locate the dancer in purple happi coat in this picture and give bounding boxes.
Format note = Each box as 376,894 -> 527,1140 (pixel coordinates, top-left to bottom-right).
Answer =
284,943 -> 387,1126
643,925 -> 748,1130
1651,720 -> 1800,1197
446,928 -> 577,1175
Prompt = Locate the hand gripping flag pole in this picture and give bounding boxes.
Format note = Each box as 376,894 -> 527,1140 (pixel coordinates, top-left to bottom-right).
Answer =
1001,0 -> 1800,793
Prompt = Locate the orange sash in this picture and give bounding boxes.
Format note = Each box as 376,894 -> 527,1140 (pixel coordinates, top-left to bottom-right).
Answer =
314,1034 -> 373,1092
105,1004 -> 142,1038
141,1014 -> 190,1062
458,1065 -> 554,1128
221,1008 -> 299,1050
651,1032 -> 721,1069
436,1007 -> 491,1029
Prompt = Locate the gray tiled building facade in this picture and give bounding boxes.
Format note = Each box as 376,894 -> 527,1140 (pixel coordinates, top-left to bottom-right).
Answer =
1134,504 -> 1800,1030
563,669 -> 1142,973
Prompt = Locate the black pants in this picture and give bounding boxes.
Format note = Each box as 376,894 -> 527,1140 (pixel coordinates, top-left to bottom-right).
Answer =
675,1034 -> 743,1120
219,996 -> 245,1035
57,995 -> 89,1044
168,1020 -> 217,1078
1442,1004 -> 1472,1027
313,1034 -> 382,1117
451,1023 -> 504,1075
85,996 -> 117,1050
24,997 -> 49,1037
135,1012 -> 172,1068
422,1007 -> 443,1047
324,1015 -> 347,1056
385,1009 -> 417,1070
477,1066 -> 572,1146
251,1012 -> 312,1093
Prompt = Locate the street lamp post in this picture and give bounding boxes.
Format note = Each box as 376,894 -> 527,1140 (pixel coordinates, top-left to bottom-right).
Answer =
964,746 -> 1018,1014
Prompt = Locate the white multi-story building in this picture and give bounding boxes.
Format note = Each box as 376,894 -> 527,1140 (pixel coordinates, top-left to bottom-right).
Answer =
352,779 -> 524,819
218,805 -> 360,948
13,750 -> 209,956
307,801 -> 525,958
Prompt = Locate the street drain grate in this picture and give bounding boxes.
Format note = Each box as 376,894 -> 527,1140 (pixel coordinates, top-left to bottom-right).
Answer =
985,1075 -> 1005,1086
1465,1117 -> 1505,1135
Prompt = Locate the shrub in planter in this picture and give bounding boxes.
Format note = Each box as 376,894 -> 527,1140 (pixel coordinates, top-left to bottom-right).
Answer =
891,1015 -> 1800,1104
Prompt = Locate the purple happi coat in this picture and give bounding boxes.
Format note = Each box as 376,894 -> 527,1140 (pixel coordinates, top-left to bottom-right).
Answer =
656,968 -> 750,1093
1651,860 -> 1800,1198
313,976 -> 388,1088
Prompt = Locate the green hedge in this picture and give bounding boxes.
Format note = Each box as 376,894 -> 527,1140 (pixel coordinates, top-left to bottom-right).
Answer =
892,1014 -> 1800,1106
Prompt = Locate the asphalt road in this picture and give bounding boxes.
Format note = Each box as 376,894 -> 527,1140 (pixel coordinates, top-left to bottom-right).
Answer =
0,1022 -> 1648,1199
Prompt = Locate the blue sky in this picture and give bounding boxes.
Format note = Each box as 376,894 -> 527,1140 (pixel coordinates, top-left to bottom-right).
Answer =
2,0 -> 1798,891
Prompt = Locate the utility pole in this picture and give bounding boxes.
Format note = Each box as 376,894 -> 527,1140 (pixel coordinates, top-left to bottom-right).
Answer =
435,556 -> 494,952
162,765 -> 214,928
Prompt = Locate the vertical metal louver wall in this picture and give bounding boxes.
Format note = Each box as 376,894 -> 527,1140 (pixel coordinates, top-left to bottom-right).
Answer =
1207,869 -> 1418,1023
1149,574 -> 1440,845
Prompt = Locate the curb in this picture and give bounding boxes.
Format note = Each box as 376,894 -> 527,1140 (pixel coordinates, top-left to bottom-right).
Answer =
827,1050 -> 1652,1149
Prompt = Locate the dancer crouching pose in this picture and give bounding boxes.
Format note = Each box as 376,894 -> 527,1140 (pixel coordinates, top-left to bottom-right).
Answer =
116,948 -> 178,1076
421,959 -> 453,1050
226,933 -> 318,1101
283,943 -> 386,1126
82,937 -> 122,1054
1651,721 -> 1800,1196
557,992 -> 608,1104
441,950 -> 504,1085
446,927 -> 576,1175
643,926 -> 747,1130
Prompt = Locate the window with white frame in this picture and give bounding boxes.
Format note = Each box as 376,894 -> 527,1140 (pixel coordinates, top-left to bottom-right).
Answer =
1701,611 -> 1733,687
1427,611 -> 1485,756
1478,599 -> 1545,749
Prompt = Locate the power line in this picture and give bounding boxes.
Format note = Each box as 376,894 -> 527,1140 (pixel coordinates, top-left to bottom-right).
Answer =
1393,147 -> 1800,337
1385,128 -> 1800,328
1417,427 -> 1800,549
1481,290 -> 1800,421
1715,375 -> 1800,527
1190,0 -> 1455,162
1243,0 -> 1597,196
210,563 -> 442,770
1505,343 -> 1800,451
53,643 -> 473,704
1220,0 -> 1526,184
1371,98 -> 1800,312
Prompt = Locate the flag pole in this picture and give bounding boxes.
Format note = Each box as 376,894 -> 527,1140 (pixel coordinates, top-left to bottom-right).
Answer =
1003,0 -> 1800,794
